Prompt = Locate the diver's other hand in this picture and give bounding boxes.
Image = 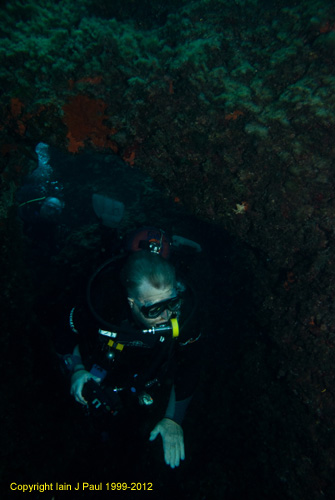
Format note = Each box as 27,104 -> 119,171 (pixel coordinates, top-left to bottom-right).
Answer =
149,418 -> 185,468
70,370 -> 100,405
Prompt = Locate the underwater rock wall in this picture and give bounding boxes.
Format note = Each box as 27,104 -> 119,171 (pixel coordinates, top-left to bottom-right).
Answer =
1,0 -> 335,498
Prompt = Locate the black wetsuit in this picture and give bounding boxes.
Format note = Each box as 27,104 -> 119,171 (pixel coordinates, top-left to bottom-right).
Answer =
57,255 -> 202,424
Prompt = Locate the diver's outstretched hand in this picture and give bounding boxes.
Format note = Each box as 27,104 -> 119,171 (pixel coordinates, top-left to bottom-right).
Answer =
149,418 -> 185,468
70,370 -> 101,405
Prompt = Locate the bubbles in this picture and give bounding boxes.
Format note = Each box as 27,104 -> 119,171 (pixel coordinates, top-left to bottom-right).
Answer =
35,142 -> 50,167
30,142 -> 53,183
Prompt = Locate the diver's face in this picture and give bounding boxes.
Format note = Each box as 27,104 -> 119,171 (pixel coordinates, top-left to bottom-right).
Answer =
128,280 -> 174,327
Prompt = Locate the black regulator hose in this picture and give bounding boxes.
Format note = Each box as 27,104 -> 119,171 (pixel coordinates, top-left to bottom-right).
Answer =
86,253 -> 127,330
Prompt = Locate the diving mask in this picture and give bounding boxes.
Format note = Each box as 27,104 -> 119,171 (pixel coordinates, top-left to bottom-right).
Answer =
134,295 -> 181,319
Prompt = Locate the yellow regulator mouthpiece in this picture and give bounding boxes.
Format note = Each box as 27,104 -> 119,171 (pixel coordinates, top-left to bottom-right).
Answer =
170,317 -> 179,338
142,318 -> 180,338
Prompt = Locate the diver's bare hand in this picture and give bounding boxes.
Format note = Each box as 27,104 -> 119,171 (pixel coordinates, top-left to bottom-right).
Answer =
70,370 -> 101,405
149,418 -> 185,468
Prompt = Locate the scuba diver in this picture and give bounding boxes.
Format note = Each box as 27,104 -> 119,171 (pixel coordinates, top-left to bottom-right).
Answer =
16,142 -> 65,254
58,227 -> 202,469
